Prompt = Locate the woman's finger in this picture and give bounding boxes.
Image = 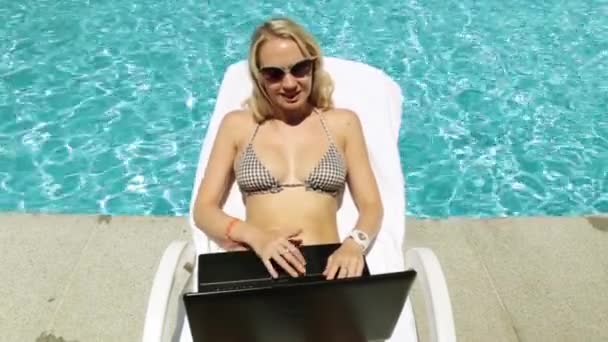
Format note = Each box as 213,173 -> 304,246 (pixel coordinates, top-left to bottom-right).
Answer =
337,263 -> 349,279
324,256 -> 340,280
262,258 -> 279,279
355,259 -> 364,277
288,238 -> 303,247
272,252 -> 299,278
347,259 -> 360,278
280,246 -> 306,274
283,241 -> 306,267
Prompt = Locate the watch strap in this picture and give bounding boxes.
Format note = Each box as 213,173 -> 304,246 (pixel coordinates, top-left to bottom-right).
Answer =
347,229 -> 371,252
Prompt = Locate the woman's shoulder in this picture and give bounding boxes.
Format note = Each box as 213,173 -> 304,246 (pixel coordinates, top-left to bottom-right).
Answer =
214,109 -> 258,145
320,107 -> 363,133
220,109 -> 256,125
217,109 -> 257,132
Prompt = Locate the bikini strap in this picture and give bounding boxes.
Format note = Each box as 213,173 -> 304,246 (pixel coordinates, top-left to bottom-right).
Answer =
315,109 -> 336,145
246,124 -> 261,145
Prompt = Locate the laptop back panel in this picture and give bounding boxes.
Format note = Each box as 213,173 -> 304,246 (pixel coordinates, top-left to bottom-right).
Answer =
184,270 -> 416,342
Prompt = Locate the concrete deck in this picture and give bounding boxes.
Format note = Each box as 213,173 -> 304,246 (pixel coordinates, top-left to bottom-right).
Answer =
1,213 -> 606,341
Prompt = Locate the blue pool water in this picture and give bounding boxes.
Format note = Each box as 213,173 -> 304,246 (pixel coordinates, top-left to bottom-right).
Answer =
1,1 -> 607,218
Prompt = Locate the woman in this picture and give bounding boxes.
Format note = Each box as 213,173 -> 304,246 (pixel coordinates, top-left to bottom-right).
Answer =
192,17 -> 383,281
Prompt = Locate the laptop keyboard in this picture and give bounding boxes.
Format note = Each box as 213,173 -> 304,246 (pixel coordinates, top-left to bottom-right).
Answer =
198,274 -> 327,293
196,244 -> 367,294
198,279 -> 271,293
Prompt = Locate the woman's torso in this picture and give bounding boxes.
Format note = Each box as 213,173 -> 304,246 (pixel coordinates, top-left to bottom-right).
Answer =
232,109 -> 347,245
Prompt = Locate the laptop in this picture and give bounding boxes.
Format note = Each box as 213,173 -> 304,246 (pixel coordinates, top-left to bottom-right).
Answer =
183,243 -> 417,342
196,243 -> 370,292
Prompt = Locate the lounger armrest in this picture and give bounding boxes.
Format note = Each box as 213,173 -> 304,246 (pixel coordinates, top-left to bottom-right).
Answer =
142,240 -> 193,342
405,247 -> 456,342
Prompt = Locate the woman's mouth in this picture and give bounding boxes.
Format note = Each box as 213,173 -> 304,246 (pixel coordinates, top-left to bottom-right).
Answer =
281,92 -> 300,103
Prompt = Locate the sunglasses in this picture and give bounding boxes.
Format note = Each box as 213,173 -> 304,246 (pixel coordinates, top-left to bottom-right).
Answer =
258,58 -> 315,83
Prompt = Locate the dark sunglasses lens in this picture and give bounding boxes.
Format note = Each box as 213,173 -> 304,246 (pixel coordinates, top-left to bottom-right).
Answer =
291,60 -> 313,77
260,67 -> 285,82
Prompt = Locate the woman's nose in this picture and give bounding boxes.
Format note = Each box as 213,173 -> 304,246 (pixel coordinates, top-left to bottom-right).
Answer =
281,73 -> 297,89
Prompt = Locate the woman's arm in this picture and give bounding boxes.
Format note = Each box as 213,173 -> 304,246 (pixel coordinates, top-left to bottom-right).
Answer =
341,109 -> 384,241
324,109 -> 383,279
192,111 -> 253,249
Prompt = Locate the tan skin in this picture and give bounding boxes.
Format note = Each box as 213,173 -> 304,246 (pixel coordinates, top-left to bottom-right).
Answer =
193,37 -> 383,280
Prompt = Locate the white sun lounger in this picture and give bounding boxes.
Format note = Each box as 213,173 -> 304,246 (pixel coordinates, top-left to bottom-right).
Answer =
142,56 -> 456,342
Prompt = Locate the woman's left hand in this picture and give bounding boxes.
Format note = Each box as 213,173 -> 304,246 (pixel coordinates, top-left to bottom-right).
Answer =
323,238 -> 365,280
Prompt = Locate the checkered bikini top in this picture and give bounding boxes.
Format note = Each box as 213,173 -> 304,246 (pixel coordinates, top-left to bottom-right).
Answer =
235,111 -> 346,197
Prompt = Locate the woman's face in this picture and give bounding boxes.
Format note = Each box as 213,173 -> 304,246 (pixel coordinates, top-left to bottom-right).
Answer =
257,37 -> 314,113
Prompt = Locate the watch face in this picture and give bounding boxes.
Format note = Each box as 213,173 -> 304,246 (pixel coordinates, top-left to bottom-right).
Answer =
357,231 -> 367,241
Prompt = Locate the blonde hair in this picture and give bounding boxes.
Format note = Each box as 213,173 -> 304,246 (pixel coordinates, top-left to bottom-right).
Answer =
242,17 -> 334,123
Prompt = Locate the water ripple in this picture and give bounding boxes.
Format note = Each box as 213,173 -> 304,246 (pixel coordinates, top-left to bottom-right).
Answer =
1,0 -> 607,217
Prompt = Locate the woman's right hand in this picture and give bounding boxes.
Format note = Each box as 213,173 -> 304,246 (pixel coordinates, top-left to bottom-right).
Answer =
247,226 -> 307,278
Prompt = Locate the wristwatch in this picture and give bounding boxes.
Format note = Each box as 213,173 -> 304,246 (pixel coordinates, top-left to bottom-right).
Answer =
347,229 -> 371,252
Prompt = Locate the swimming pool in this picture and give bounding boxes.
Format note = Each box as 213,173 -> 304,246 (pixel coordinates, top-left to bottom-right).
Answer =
1,1 -> 606,218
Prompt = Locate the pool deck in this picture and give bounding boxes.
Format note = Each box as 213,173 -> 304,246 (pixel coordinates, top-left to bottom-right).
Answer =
1,213 -> 607,342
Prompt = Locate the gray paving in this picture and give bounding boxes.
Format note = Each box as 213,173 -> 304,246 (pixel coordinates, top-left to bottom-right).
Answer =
406,215 -> 608,342
1,213 -> 606,341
